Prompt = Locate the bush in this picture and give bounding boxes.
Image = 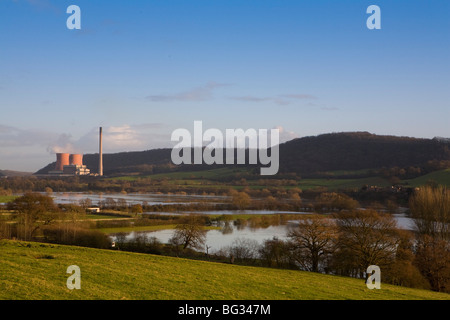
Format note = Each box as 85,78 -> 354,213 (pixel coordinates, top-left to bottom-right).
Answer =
43,225 -> 111,249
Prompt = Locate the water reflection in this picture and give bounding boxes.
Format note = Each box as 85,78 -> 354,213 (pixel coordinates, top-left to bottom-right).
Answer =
48,191 -> 228,206
110,213 -> 415,254
111,222 -> 292,253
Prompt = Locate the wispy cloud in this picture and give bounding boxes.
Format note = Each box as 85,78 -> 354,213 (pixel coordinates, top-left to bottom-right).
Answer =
230,93 -> 317,106
279,94 -> 317,100
230,96 -> 272,102
274,125 -> 300,143
11,0 -> 61,14
0,125 -> 55,148
146,82 -> 231,102
75,123 -> 172,153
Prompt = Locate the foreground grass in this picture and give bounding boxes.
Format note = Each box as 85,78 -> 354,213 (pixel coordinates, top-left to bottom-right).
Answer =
1,240 -> 449,300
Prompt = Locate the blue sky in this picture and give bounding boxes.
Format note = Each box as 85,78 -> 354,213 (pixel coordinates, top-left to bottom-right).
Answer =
1,0 -> 449,171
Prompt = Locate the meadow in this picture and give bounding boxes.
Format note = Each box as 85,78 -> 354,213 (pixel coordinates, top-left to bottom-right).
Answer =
1,239 -> 449,300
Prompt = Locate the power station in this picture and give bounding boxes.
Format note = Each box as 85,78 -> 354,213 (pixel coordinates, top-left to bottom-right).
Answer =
46,127 -> 104,177
48,153 -> 90,176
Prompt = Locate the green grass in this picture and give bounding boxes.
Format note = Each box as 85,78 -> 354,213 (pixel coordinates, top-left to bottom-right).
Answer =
0,195 -> 18,203
403,169 -> 450,188
112,167 -> 252,181
297,177 -> 391,190
1,240 -> 449,300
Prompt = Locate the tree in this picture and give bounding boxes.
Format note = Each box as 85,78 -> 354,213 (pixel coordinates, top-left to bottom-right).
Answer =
227,238 -> 260,264
8,193 -> 59,240
259,237 -> 292,268
382,230 -> 430,289
409,185 -> 450,292
414,235 -> 450,293
130,204 -> 143,216
288,216 -> 337,272
409,185 -> 450,241
314,192 -> 359,213
231,191 -> 251,210
169,215 -> 207,250
332,210 -> 401,278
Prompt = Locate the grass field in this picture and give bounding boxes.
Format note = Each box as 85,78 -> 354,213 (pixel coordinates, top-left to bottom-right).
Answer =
0,195 -> 17,203
1,240 -> 449,300
403,169 -> 450,188
110,167 -> 395,191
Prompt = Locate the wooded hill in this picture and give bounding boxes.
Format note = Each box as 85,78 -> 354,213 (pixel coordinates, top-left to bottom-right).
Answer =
35,132 -> 450,178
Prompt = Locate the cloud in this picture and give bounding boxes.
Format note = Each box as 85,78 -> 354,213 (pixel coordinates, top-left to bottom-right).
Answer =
0,123 -> 173,156
321,107 -> 339,111
273,126 -> 300,143
75,123 -> 173,153
0,125 -> 55,148
146,82 -> 231,102
230,93 -> 317,105
279,94 -> 317,100
11,0 -> 61,14
230,96 -> 272,102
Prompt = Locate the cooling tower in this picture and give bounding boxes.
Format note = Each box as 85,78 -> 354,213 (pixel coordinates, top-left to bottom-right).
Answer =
69,154 -> 83,166
55,153 -> 70,171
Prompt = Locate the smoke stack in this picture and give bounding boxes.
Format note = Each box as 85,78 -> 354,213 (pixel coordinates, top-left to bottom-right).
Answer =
99,127 -> 103,176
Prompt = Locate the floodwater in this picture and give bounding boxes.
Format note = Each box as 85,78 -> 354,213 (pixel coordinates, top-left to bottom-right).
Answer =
111,222 -> 293,253
49,192 -> 416,253
48,191 -> 228,206
111,213 -> 415,254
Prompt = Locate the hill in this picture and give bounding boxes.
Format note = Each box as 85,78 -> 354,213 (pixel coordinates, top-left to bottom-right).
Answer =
1,239 -> 449,300
278,132 -> 450,175
35,132 -> 450,178
0,170 -> 33,177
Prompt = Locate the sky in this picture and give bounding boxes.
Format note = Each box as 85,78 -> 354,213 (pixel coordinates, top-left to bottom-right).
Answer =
1,0 -> 449,172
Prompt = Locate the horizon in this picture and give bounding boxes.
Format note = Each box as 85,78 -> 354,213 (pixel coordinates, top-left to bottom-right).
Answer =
1,0 -> 449,171
10,130 -> 449,175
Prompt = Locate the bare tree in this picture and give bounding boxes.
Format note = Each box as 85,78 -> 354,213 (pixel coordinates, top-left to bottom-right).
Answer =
170,215 -> 207,250
414,235 -> 450,293
288,216 -> 338,272
228,238 -> 260,263
8,193 -> 59,240
333,210 -> 402,278
409,185 -> 450,240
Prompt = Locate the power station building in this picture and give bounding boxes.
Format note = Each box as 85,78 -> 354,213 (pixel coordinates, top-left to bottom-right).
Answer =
44,127 -> 103,177
48,153 -> 90,176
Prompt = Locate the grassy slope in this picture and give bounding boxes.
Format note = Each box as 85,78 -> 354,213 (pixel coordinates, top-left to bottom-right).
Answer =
110,167 -> 393,191
403,169 -> 450,187
1,240 -> 449,300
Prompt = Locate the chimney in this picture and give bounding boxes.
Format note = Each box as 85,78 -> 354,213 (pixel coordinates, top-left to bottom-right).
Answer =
99,127 -> 103,176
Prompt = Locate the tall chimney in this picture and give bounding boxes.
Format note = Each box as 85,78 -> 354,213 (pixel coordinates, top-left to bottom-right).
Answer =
99,127 -> 103,176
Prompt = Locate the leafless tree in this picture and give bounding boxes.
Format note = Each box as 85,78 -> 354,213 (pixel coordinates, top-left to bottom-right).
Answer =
288,216 -> 338,272
170,215 -> 207,250
409,185 -> 450,241
332,210 -> 402,278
